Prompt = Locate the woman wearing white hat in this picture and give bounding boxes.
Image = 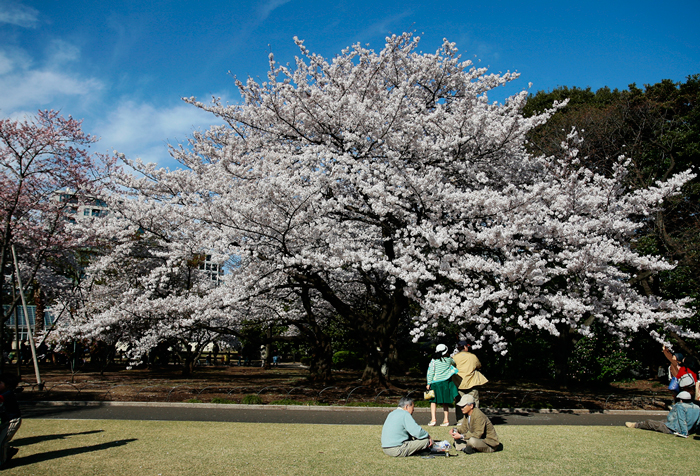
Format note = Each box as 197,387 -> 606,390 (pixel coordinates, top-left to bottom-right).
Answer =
426,343 -> 459,426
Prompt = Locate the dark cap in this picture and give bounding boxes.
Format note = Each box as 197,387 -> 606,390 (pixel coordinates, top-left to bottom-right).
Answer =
457,340 -> 470,349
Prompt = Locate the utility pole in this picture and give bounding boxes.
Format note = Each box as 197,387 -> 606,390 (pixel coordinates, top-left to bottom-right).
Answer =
11,245 -> 43,390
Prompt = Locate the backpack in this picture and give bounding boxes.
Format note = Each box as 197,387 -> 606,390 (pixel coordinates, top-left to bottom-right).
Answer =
678,372 -> 696,389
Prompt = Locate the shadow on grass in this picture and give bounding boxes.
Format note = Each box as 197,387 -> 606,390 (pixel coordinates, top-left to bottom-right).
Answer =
14,430 -> 105,447
7,438 -> 137,468
6,438 -> 137,469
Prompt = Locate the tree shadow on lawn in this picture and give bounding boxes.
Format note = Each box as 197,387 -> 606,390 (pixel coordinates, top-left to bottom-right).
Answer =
13,429 -> 105,447
6,438 -> 137,469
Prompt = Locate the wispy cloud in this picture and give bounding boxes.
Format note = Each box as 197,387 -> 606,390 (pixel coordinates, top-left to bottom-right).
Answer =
0,1 -> 39,28
353,10 -> 415,43
96,100 -> 223,169
45,40 -> 81,65
256,0 -> 293,21
0,70 -> 103,112
0,42 -> 103,113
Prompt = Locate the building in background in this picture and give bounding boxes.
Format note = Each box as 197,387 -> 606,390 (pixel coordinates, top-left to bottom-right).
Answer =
56,191 -> 109,222
198,254 -> 224,284
2,305 -> 54,343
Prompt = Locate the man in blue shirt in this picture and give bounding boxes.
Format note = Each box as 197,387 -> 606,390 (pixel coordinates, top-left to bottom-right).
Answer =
381,397 -> 433,457
625,391 -> 700,437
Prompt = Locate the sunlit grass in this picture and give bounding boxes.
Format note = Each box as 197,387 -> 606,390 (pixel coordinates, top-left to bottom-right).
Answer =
5,419 -> 697,475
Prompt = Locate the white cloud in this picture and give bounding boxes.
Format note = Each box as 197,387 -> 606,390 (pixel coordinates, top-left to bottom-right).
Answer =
0,42 -> 103,114
45,40 -> 81,65
96,100 -> 223,169
0,69 -> 103,112
0,1 -> 39,27
0,50 -> 13,75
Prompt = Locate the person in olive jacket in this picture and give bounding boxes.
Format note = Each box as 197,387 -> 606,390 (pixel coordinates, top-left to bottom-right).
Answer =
450,394 -> 501,454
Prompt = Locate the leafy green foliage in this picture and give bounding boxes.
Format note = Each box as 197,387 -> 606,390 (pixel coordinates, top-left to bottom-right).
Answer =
331,351 -> 365,370
523,76 -> 700,359
210,397 -> 236,404
568,334 -> 644,384
241,394 -> 263,405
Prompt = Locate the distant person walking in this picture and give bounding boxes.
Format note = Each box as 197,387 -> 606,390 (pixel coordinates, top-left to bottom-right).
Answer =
452,340 -> 488,421
426,344 -> 459,427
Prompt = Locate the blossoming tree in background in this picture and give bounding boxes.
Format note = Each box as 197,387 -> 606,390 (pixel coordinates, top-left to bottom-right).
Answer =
69,33 -> 695,384
0,110 -> 114,366
49,187 -> 242,375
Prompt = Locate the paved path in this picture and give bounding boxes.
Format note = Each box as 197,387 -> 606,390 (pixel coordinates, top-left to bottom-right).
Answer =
21,401 -> 667,426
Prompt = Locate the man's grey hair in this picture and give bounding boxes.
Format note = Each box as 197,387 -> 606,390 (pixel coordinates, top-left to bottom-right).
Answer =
398,396 -> 414,408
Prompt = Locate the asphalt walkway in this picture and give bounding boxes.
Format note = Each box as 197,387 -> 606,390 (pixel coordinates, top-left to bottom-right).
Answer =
21,401 -> 667,426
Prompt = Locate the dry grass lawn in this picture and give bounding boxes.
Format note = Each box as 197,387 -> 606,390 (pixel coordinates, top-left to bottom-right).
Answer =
3,419 -> 697,475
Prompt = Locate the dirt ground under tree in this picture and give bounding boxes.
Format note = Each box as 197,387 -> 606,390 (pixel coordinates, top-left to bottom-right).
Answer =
9,362 -> 674,411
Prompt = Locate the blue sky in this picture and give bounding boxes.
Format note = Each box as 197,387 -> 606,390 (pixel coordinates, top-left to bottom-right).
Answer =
1,0 -> 699,169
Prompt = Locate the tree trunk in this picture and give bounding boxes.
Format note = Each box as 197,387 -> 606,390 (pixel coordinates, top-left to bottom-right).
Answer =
34,285 -> 45,335
553,325 -> 575,386
181,356 -> 195,376
177,345 -> 200,377
307,352 -> 333,385
262,326 -> 272,370
303,329 -> 334,385
361,348 -> 390,387
358,284 -> 407,387
297,286 -> 334,385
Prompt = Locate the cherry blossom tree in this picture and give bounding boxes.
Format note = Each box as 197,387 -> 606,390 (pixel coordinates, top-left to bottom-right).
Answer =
49,190 -> 240,375
105,33 -> 694,385
0,110 -> 114,361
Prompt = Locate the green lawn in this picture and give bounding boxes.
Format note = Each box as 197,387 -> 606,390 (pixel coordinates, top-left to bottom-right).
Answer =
3,419 -> 697,475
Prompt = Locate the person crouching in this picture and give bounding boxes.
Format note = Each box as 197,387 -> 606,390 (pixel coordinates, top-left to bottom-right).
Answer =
450,394 -> 501,454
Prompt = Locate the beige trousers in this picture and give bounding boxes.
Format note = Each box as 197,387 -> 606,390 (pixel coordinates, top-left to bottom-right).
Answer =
382,438 -> 431,457
454,437 -> 497,453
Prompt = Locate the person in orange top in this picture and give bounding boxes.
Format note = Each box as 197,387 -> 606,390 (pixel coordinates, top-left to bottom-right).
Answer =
452,341 -> 488,422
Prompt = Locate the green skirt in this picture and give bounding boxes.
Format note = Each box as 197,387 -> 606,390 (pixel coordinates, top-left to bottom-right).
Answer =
429,378 -> 459,404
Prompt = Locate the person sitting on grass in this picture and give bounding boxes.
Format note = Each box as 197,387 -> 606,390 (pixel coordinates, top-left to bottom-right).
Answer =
381,397 -> 433,457
0,374 -> 21,467
625,391 -> 700,437
450,394 -> 501,454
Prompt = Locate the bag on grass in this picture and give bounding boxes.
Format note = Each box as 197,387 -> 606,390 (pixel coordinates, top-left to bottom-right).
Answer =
431,440 -> 451,453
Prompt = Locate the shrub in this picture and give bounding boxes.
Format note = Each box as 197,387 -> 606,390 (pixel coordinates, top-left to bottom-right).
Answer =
568,332 -> 644,384
332,351 -> 365,370
407,366 -> 422,376
211,397 -> 236,404
269,398 -> 302,405
241,394 -> 264,405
